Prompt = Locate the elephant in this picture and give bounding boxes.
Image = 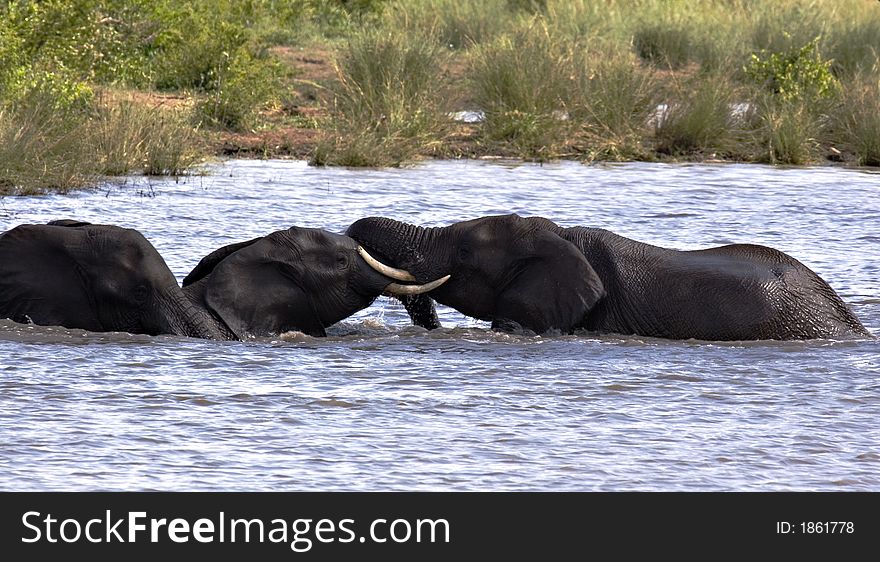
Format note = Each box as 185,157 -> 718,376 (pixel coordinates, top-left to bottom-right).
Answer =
346,214 -> 871,341
0,220 -> 446,339
179,225 -> 447,338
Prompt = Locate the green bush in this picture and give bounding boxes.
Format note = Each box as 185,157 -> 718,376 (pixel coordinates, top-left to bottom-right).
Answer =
2,0 -> 158,87
745,38 -> 838,102
150,12 -> 251,91
0,18 -> 25,100
194,48 -> 283,131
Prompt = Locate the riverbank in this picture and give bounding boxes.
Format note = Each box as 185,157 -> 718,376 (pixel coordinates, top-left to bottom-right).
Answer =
2,0 -> 879,195
204,45 -> 867,166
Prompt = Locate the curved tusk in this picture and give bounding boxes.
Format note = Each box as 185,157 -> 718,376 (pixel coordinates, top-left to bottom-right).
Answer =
358,246 -> 416,282
385,275 -> 451,296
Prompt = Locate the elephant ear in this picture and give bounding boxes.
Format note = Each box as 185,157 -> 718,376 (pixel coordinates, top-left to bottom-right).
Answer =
201,236 -> 326,338
182,237 -> 263,287
493,230 -> 605,334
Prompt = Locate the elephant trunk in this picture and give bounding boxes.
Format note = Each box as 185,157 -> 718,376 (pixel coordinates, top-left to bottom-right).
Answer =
165,285 -> 234,340
346,217 -> 447,282
347,217 -> 448,329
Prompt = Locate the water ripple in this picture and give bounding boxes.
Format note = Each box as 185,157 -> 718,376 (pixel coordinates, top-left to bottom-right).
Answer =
1,160 -> 878,491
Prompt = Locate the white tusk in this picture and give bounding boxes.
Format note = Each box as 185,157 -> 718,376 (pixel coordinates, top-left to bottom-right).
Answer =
358,246 -> 416,282
385,275 -> 451,296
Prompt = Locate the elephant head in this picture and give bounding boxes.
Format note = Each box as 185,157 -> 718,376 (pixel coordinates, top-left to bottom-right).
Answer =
0,221 -> 220,338
181,226 -> 447,338
346,214 -> 605,334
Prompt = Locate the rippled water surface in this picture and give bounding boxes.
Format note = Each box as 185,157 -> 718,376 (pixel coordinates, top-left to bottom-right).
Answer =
1,160 -> 878,490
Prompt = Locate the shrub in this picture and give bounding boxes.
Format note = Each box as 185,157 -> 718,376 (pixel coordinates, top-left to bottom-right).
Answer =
151,15 -> 251,92
744,38 -> 838,102
2,0 -> 158,87
194,48 -> 283,131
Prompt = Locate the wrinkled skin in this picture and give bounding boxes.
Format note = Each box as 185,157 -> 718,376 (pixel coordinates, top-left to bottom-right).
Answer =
0,220 -> 218,337
0,221 -> 414,339
347,214 -> 872,341
181,226 -> 404,338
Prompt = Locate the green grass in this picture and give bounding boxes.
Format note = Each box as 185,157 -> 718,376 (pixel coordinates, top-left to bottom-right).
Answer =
653,74 -> 741,158
4,0 -> 880,182
571,49 -> 659,161
312,28 -> 448,166
0,94 -> 95,195
829,76 -> 880,166
0,89 -> 205,195
468,22 -> 579,159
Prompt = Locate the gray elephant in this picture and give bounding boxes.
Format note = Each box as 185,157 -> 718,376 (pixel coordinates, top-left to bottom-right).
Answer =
347,214 -> 871,341
0,220 -> 445,339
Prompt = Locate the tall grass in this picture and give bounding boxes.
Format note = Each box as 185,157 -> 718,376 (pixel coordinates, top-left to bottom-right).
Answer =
385,0 -> 520,50
90,92 -> 204,176
0,96 -> 94,195
633,23 -> 694,70
653,74 -> 742,158
5,0 -> 880,173
0,90 -> 205,195
824,19 -> 880,78
571,49 -> 659,161
469,22 -> 579,159
829,76 -> 880,166
747,96 -> 827,165
312,28 -> 448,167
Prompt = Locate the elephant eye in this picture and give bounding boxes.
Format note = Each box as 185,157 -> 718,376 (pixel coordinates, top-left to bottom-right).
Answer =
336,253 -> 349,269
457,246 -> 471,261
132,284 -> 149,304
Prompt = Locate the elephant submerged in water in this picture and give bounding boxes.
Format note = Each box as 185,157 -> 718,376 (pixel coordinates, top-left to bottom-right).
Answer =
0,220 -> 446,339
347,214 -> 871,341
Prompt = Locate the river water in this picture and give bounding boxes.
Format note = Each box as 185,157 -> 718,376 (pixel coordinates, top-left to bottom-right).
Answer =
1,160 -> 878,491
